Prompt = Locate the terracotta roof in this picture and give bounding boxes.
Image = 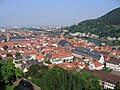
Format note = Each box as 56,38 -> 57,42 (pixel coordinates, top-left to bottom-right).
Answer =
4,57 -> 13,61
49,62 -> 78,70
93,60 -> 103,67
71,59 -> 85,68
35,55 -> 44,59
51,50 -> 73,58
0,50 -> 7,55
9,51 -> 16,55
42,47 -> 52,52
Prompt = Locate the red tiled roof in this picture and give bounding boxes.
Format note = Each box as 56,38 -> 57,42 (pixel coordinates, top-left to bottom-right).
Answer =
51,50 -> 73,58
49,62 -> 78,70
0,50 -> 7,55
93,60 -> 103,67
35,55 -> 44,59
71,59 -> 85,67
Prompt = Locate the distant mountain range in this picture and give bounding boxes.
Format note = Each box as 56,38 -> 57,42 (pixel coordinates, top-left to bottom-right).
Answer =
67,7 -> 120,38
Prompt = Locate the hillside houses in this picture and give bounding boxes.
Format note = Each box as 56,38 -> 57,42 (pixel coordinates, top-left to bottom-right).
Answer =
50,50 -> 74,64
0,29 -> 120,89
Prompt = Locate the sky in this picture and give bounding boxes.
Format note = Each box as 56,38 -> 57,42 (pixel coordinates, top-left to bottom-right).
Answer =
0,0 -> 120,27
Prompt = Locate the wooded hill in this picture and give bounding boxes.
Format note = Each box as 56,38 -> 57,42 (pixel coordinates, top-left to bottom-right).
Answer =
67,7 -> 120,38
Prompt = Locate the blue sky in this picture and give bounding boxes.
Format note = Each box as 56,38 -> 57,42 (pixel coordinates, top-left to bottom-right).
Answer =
0,0 -> 120,27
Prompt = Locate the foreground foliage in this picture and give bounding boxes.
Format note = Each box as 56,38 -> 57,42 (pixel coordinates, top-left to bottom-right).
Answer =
26,65 -> 101,90
0,60 -> 23,90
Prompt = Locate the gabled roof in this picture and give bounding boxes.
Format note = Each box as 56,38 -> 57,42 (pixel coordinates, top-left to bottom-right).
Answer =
10,36 -> 26,39
26,60 -> 43,66
51,50 -> 73,58
35,55 -> 44,59
71,60 -> 85,68
4,57 -> 13,61
10,36 -> 26,41
93,60 -> 103,67
0,35 -> 6,41
26,60 -> 40,66
15,56 -> 23,60
58,40 -> 71,46
107,59 -> 120,65
100,51 -> 109,55
49,62 -> 78,70
87,39 -> 102,46
0,50 -> 7,55
72,48 -> 101,60
27,36 -> 36,39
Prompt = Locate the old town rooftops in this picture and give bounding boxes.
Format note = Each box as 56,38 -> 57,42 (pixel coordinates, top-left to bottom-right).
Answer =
107,59 -> 120,65
72,47 -> 101,60
58,40 -> 71,47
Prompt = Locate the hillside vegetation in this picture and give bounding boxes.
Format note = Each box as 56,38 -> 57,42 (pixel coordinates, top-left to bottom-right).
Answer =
67,7 -> 120,38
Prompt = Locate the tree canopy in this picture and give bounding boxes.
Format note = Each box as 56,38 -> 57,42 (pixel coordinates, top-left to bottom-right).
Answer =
0,60 -> 23,90
26,65 -> 101,90
15,52 -> 21,57
115,81 -> 120,90
6,53 -> 13,57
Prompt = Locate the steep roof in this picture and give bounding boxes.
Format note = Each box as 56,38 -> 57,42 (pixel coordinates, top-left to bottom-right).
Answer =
15,56 -> 23,60
26,60 -> 40,66
58,40 -> 71,47
0,35 -> 6,41
49,62 -> 78,70
35,55 -> 44,59
93,60 -> 103,67
10,36 -> 26,41
51,50 -> 73,58
27,36 -> 36,39
107,59 -> 120,65
72,48 -> 101,60
10,36 -> 26,39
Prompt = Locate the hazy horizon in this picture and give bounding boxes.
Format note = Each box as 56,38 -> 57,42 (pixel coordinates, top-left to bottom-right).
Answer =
0,0 -> 120,27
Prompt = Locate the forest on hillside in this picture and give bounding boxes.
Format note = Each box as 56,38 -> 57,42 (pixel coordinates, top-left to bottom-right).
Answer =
67,7 -> 120,38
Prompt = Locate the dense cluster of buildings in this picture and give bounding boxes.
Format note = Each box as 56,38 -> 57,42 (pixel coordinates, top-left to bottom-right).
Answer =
0,28 -> 120,89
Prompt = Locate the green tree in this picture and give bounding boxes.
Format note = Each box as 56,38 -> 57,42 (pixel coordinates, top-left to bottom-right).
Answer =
0,60 -> 23,90
26,64 -> 48,78
26,65 -> 101,90
41,67 -> 81,90
15,52 -> 21,57
115,81 -> 120,90
15,68 -> 23,80
80,72 -> 101,90
1,60 -> 15,84
45,60 -> 52,64
6,53 -> 13,57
